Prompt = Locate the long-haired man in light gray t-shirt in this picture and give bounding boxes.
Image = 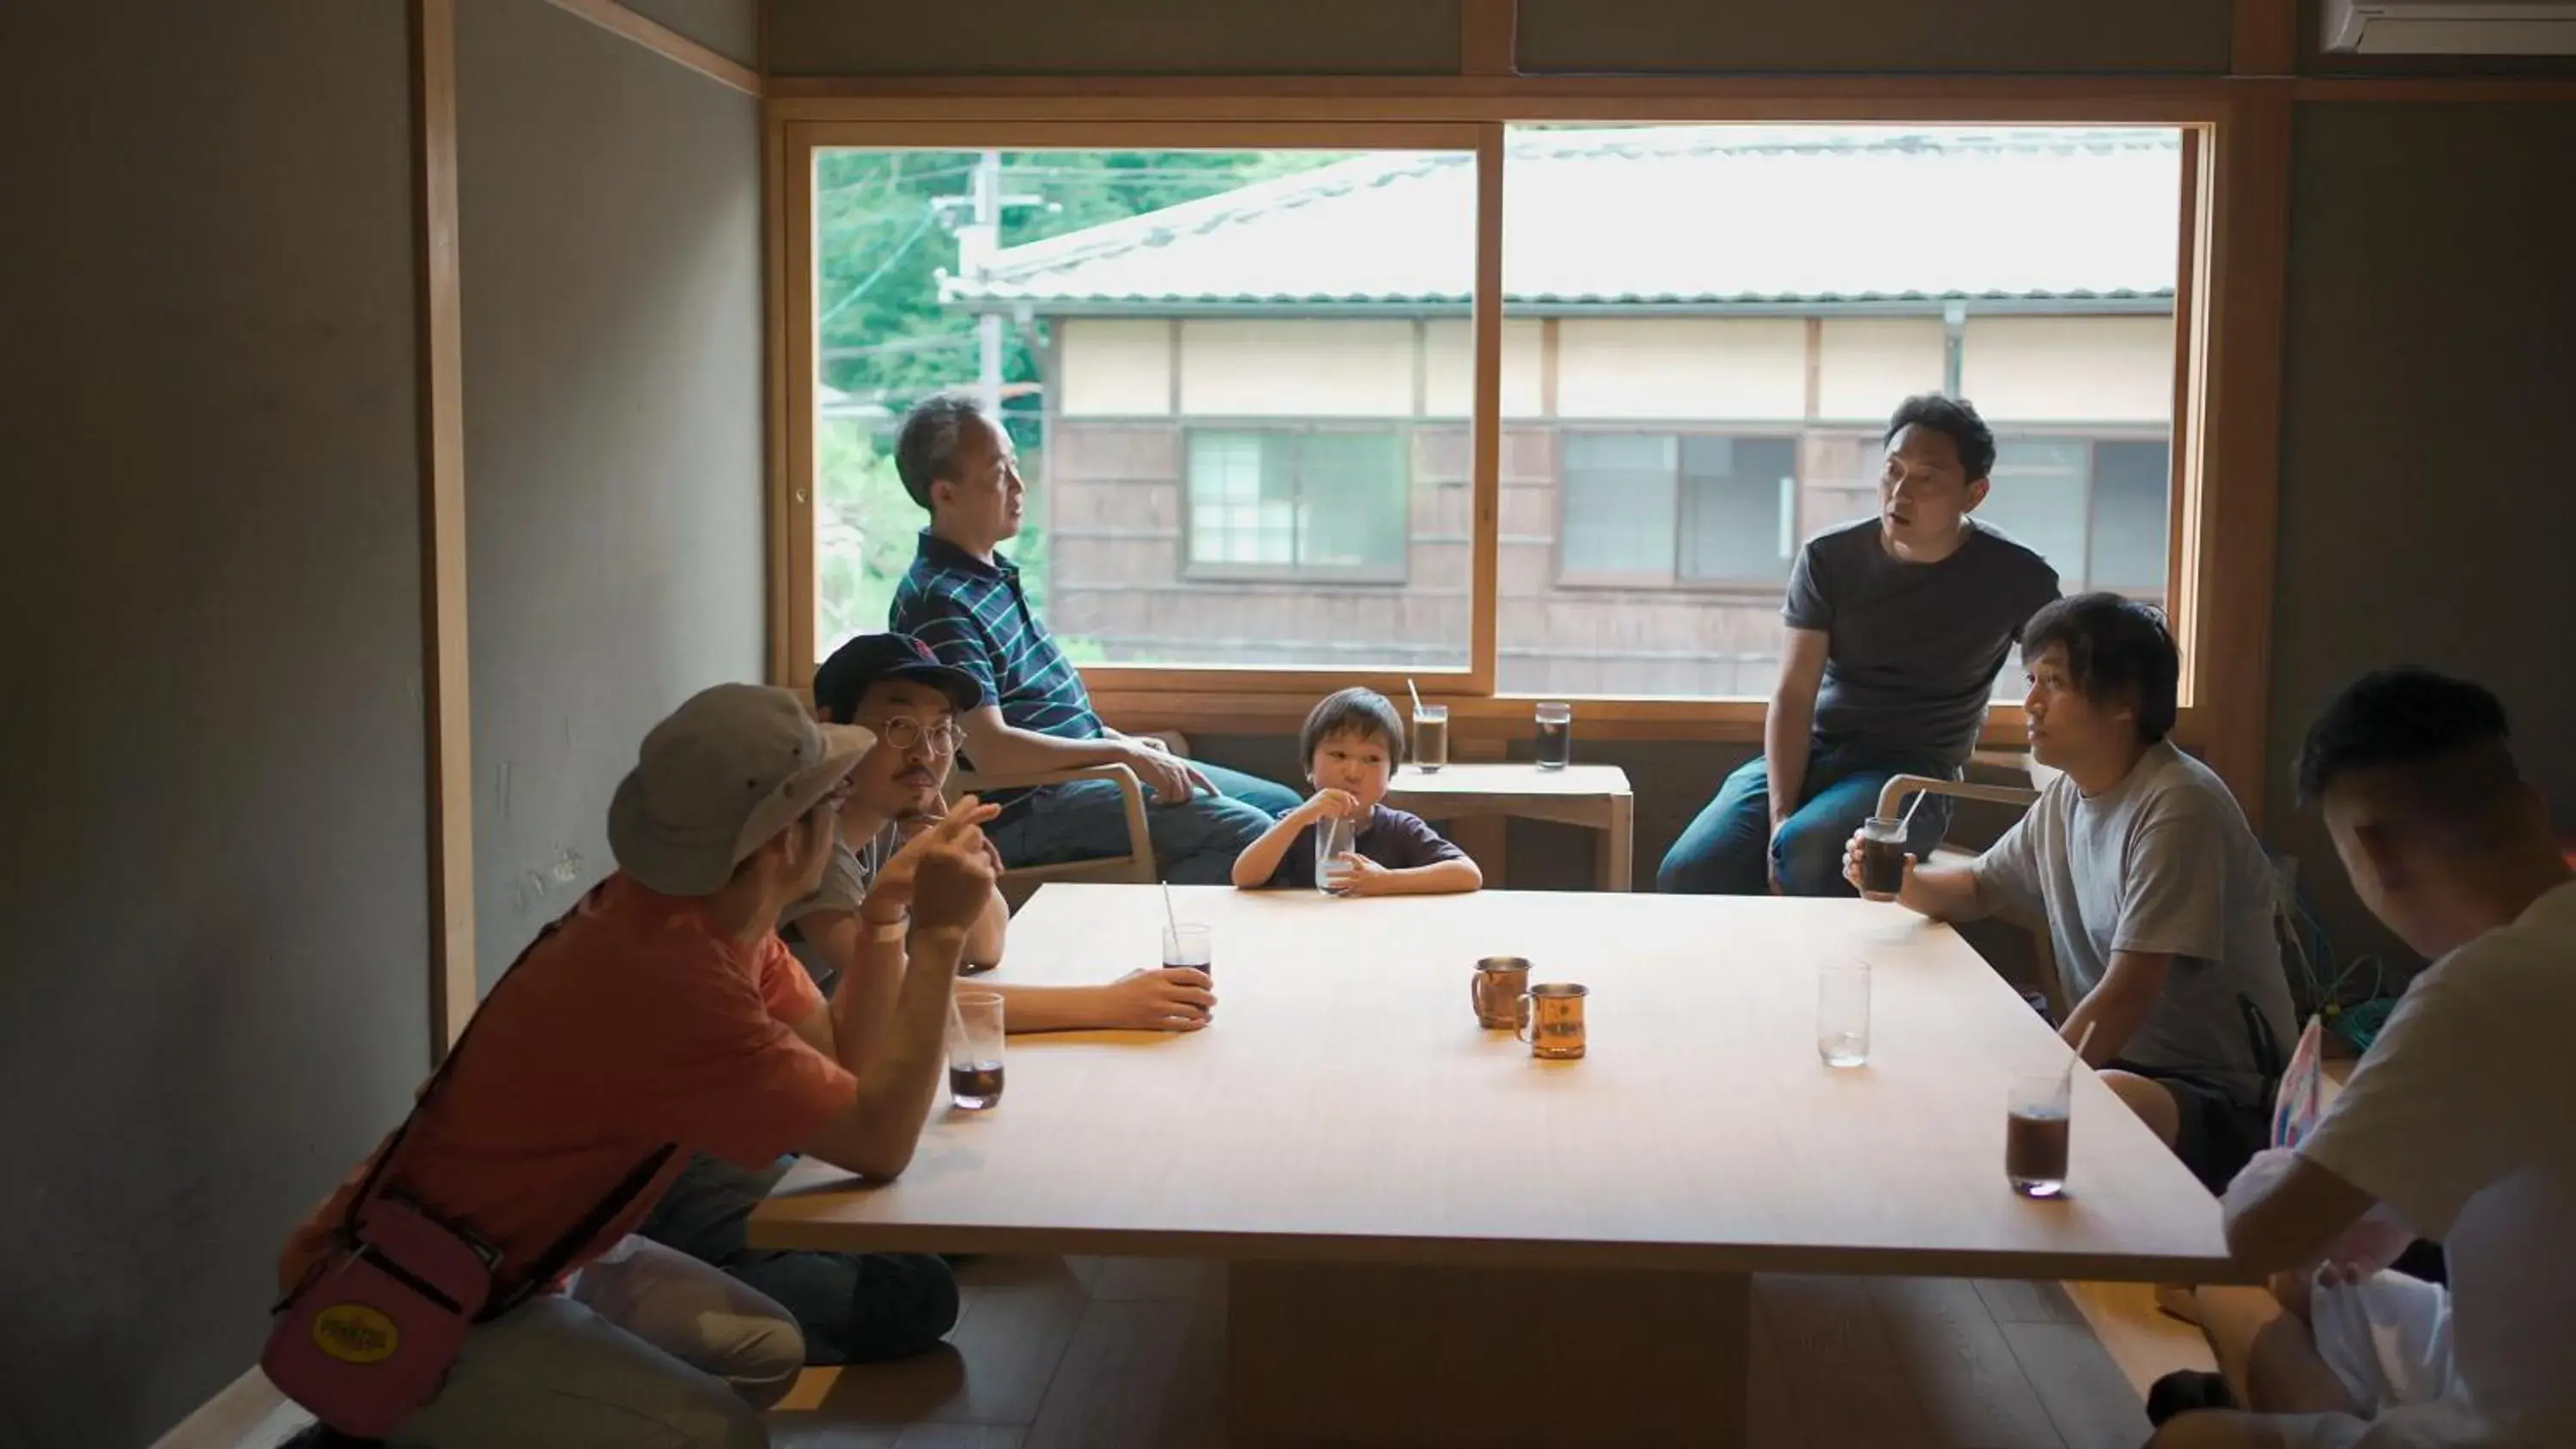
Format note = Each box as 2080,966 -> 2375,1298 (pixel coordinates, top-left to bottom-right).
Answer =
1847,592 -> 2297,1191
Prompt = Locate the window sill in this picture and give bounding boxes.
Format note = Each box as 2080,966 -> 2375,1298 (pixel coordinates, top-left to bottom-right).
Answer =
1550,573 -> 1791,597
1176,567 -> 1412,586
1084,683 -> 2126,748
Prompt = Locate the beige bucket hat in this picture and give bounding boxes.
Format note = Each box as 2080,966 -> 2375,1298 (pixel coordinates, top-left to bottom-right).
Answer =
607,683 -> 873,896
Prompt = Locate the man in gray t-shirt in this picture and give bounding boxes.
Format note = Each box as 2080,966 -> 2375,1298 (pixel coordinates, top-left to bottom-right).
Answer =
1852,594 -> 2296,1190
1660,393 -> 2059,898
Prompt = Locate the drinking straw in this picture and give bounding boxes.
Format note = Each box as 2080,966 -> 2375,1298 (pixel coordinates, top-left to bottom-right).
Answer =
1897,785 -> 1931,838
2064,1021 -> 2099,1089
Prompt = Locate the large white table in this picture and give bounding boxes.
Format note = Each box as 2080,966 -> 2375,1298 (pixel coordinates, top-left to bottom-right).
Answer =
753,885 -> 2229,1446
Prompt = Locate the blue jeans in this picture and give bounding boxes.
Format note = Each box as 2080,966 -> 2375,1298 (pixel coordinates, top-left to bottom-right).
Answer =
989,761 -> 1298,887
1656,742 -> 1957,897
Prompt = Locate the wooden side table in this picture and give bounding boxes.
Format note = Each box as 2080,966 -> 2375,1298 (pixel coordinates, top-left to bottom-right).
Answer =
1382,762 -> 1636,891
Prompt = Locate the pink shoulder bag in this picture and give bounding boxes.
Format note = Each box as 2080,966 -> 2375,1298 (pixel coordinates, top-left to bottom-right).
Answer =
261,905 -> 674,1436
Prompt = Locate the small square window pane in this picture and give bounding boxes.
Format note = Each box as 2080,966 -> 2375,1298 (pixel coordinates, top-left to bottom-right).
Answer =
1562,433 -> 1678,578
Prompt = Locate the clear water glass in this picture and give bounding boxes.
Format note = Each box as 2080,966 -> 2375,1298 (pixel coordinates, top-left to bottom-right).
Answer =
1315,814 -> 1358,894
1817,962 -> 1871,1067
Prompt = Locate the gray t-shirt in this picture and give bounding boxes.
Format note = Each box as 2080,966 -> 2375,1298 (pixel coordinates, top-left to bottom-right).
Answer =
777,825 -> 895,990
778,834 -> 885,930
1785,518 -> 2060,767
1971,740 -> 2298,1106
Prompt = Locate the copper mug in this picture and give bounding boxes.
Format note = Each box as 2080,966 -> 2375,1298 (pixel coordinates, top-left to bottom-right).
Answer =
1469,956 -> 1530,1029
1515,982 -> 1589,1060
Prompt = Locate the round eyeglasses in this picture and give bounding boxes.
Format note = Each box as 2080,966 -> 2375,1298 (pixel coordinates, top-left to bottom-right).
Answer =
861,715 -> 968,755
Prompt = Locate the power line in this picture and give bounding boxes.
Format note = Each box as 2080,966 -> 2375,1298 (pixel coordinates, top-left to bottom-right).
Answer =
817,206 -> 945,328
819,333 -> 978,361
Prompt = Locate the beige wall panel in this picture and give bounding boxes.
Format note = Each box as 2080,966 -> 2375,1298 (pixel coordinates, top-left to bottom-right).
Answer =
618,0 -> 758,64
1817,318 -> 1947,422
767,0 -> 1461,76
1961,315 -> 2175,423
1556,318 -> 1808,421
1425,318 -> 1546,418
1179,319 -> 1415,417
2269,101 -> 2576,966
1515,0 -> 2229,74
1060,319 -> 1175,417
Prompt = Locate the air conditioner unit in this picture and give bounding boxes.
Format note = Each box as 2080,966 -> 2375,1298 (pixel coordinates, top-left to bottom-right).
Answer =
2323,0 -> 2576,52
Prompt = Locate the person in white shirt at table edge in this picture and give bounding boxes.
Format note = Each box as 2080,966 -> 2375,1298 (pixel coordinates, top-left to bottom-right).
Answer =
2147,668 -> 2576,1449
1845,592 -> 2298,1192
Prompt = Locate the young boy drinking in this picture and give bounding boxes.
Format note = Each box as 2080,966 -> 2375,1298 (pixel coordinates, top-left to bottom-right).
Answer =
1232,688 -> 1484,897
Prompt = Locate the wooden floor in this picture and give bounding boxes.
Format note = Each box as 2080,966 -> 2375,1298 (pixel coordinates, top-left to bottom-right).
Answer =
769,1257 -> 2172,1449
197,1257 -> 2200,1448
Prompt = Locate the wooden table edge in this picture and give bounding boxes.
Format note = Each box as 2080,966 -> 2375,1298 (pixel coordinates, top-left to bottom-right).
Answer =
744,1212 -> 2242,1284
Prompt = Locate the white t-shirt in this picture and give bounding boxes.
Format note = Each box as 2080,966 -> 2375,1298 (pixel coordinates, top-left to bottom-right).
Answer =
2299,877 -> 2576,1426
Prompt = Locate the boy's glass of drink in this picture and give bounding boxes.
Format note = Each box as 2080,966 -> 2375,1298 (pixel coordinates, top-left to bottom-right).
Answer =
1162,922 -> 1212,980
1817,962 -> 1871,1067
2007,1073 -> 2073,1197
1412,703 -> 1449,773
946,991 -> 1005,1110
1315,814 -> 1358,895
1856,815 -> 1908,901
1534,700 -> 1573,770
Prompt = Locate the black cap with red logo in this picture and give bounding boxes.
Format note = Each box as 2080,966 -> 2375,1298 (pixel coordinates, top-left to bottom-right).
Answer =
812,633 -> 986,724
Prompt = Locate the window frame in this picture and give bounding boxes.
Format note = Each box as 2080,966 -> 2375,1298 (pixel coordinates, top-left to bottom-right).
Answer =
1178,421 -> 1416,585
1550,424 -> 1806,593
769,94 -> 2286,819
1983,426 -> 2178,598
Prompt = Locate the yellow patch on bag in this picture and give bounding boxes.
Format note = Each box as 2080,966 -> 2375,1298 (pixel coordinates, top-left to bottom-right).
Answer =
312,1305 -> 400,1364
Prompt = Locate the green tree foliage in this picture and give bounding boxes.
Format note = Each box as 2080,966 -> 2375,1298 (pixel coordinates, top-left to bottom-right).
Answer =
813,149 -> 1349,406
808,149 -> 1348,664
814,420 -> 916,655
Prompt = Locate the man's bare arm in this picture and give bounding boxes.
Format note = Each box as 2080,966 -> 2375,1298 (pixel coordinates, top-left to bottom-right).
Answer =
795,925 -> 972,1179
1765,627 -> 1831,852
2059,949 -> 2172,1065
2225,1155 -> 2379,1280
955,703 -> 1206,803
794,829 -> 998,1179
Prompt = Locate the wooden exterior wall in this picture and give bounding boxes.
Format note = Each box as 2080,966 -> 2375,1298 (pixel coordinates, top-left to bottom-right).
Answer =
1043,313 -> 2171,697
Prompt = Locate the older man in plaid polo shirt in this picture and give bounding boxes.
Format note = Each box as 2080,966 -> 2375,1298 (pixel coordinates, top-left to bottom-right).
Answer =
885,394 -> 1301,884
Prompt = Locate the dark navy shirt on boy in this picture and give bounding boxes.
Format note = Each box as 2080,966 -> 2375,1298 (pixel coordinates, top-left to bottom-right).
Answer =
1263,805 -> 1466,890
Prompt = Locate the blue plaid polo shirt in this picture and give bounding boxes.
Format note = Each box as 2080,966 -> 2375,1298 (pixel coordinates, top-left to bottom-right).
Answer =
890,531 -> 1104,815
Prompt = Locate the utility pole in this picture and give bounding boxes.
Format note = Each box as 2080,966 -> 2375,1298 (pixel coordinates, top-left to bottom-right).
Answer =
969,152 -> 1005,417
940,151 -> 1046,418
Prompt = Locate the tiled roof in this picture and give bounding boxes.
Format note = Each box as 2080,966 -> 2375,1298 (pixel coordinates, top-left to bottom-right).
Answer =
947,127 -> 2180,311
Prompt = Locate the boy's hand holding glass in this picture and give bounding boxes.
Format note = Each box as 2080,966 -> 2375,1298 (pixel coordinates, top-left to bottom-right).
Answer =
1296,788 -> 1361,826
1097,967 -> 1217,1030
1327,852 -> 1396,897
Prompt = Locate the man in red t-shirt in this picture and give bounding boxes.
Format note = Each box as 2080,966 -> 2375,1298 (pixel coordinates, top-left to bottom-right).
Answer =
276,683 -> 998,1448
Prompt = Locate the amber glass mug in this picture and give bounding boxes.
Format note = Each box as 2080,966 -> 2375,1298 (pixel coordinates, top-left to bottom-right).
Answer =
1469,956 -> 1530,1029
1515,982 -> 1589,1059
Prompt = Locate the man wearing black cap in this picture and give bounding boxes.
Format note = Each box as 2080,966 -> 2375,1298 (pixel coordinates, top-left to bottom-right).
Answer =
639,639 -> 1218,1364
801,632 -> 1218,1034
